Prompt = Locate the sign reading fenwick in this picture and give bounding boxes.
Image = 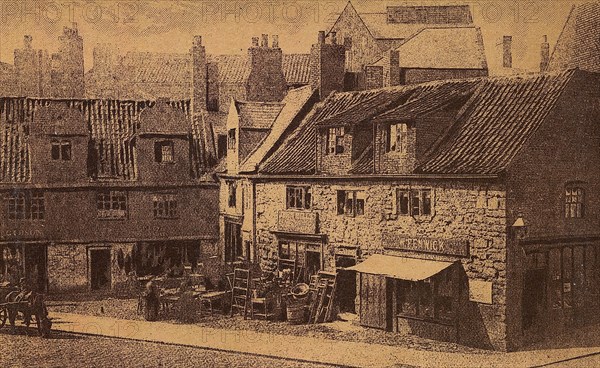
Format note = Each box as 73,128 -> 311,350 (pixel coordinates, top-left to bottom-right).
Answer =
383,233 -> 469,257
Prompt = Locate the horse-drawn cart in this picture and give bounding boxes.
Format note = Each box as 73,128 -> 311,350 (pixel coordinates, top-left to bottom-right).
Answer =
0,282 -> 52,337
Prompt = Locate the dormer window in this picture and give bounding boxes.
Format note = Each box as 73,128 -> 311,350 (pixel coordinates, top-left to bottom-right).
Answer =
228,129 -> 236,150
327,127 -> 345,155
386,123 -> 408,153
51,140 -> 71,160
154,141 -> 174,163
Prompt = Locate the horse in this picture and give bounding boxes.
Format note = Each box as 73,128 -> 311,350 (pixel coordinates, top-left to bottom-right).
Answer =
5,290 -> 52,337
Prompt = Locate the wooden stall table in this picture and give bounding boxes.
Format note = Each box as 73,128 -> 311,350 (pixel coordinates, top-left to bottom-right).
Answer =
197,290 -> 229,316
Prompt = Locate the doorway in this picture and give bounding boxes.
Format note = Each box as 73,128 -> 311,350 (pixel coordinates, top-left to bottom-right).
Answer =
305,251 -> 321,281
24,245 -> 47,292
90,248 -> 111,290
523,268 -> 546,334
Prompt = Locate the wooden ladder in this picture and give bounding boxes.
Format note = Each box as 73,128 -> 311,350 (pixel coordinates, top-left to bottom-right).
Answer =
309,272 -> 337,324
230,268 -> 251,319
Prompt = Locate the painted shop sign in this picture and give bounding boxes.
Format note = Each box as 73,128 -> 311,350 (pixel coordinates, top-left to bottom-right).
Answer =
0,229 -> 44,240
383,233 -> 469,257
469,280 -> 493,304
277,210 -> 318,234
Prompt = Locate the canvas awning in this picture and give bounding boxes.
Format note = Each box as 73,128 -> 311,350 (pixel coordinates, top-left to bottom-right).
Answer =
347,254 -> 456,281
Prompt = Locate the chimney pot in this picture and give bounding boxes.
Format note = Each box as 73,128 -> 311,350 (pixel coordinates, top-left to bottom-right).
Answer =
540,35 -> 550,72
193,35 -> 202,47
272,34 -> 279,48
251,37 -> 259,47
542,35 -> 548,43
503,35 -> 512,69
261,34 -> 268,47
24,35 -> 33,48
318,31 -> 326,44
330,31 -> 337,45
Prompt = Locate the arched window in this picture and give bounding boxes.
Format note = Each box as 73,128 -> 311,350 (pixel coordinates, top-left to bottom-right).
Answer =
565,184 -> 585,218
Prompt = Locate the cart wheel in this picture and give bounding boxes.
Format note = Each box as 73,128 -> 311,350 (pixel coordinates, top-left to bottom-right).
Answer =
0,308 -> 7,329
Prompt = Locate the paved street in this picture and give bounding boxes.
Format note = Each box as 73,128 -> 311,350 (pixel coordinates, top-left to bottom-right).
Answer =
0,327 -> 337,368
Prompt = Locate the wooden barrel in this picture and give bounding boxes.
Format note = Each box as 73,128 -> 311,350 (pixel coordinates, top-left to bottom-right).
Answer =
287,300 -> 307,324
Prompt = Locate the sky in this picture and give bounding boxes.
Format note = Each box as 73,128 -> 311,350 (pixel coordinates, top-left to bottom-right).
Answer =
0,1 -> 584,74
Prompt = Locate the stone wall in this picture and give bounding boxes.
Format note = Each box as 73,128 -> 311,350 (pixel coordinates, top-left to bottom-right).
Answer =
254,178 -> 510,350
47,243 -> 88,293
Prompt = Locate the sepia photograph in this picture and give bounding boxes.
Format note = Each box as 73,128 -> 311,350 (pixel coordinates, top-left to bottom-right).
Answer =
0,0 -> 599,367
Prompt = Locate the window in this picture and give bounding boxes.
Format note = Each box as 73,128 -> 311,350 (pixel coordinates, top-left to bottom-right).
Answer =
97,190 -> 127,219
51,140 -> 71,160
286,186 -> 311,210
154,141 -> 174,163
153,194 -> 177,219
337,190 -> 365,217
224,220 -> 242,262
386,123 -> 409,153
227,181 -> 237,208
7,191 -> 44,220
217,134 -> 227,159
397,188 -> 432,216
227,129 -> 236,150
326,127 -> 345,155
565,185 -> 584,218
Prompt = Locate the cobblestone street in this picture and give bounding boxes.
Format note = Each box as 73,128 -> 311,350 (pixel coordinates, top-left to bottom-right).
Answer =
0,327 -> 335,368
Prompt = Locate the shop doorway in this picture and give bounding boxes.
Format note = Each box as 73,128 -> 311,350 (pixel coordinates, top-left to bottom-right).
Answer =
90,248 -> 111,290
24,245 -> 47,292
523,268 -> 546,333
306,251 -> 321,281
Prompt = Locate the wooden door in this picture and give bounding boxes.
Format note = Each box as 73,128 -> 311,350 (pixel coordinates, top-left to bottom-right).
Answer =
359,273 -> 390,330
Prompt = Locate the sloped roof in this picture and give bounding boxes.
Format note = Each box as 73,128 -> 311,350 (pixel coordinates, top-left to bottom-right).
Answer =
547,2 -> 600,73
372,27 -> 487,70
121,52 -> 190,84
283,54 -> 312,85
419,70 -> 576,174
0,97 -> 214,183
236,101 -> 284,129
240,86 -> 317,173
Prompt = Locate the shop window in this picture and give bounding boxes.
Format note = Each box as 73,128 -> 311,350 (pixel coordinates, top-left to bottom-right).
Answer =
154,141 -> 174,163
396,268 -> 456,323
326,127 -> 345,155
385,123 -> 409,153
97,190 -> 127,219
153,194 -> 177,219
6,191 -> 44,220
286,186 -> 311,210
224,220 -> 242,263
565,185 -> 584,218
227,181 -> 237,208
51,140 -> 72,160
397,188 -> 431,216
227,129 -> 236,150
337,190 -> 365,217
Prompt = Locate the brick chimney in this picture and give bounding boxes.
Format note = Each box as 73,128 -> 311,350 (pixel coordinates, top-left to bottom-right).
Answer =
540,35 -> 550,72
503,36 -> 512,69
388,49 -> 400,86
309,31 -> 346,100
246,34 -> 287,102
191,35 -> 207,112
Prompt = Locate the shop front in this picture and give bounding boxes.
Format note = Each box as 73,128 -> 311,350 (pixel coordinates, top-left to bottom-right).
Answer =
522,242 -> 600,343
349,254 -> 460,342
0,242 -> 48,292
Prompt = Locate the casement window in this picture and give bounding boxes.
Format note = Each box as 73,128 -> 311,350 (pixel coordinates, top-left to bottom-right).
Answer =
154,141 -> 174,163
227,181 -> 237,208
337,190 -> 365,217
397,188 -> 432,216
326,127 -> 345,155
7,191 -> 44,220
385,123 -> 409,153
286,186 -> 311,210
153,194 -> 177,219
227,129 -> 236,150
97,190 -> 127,219
51,140 -> 72,160
565,185 -> 584,218
224,220 -> 242,263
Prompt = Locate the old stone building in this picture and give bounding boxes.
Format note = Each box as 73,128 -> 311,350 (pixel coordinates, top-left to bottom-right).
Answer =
329,2 -> 488,89
218,69 -> 600,351
0,97 -> 218,293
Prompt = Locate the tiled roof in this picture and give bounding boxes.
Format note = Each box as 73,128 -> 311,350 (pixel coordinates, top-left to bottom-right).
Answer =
236,101 -> 284,129
208,54 -> 249,84
122,52 -> 190,84
358,13 -> 472,40
371,27 -> 487,70
240,86 -> 316,173
419,70 -> 576,174
282,54 -> 311,85
0,97 -> 214,183
261,70 -> 579,176
547,2 -> 600,73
